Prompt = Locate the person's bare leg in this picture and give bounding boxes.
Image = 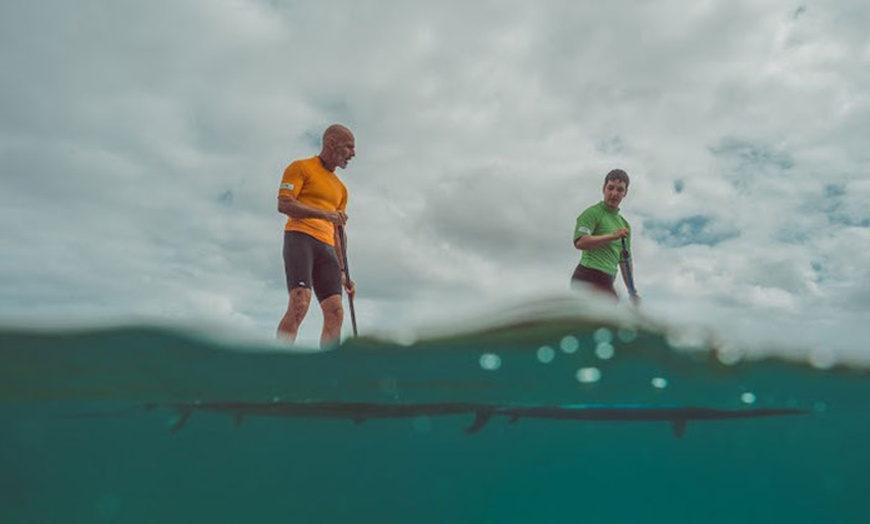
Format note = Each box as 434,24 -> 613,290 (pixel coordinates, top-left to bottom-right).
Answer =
277,288 -> 312,343
319,294 -> 344,349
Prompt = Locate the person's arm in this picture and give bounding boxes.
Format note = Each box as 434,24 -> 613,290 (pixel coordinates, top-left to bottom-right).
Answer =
276,162 -> 346,224
574,228 -> 629,250
278,196 -> 347,224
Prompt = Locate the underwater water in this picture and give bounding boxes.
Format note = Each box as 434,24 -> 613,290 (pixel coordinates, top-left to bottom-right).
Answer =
1,301 -> 869,523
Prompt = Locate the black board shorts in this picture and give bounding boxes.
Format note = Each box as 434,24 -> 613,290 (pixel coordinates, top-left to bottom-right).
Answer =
283,231 -> 342,302
571,264 -> 617,298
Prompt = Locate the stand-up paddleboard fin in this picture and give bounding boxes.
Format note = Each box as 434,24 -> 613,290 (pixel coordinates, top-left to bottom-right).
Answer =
465,410 -> 494,434
671,419 -> 687,438
169,409 -> 191,434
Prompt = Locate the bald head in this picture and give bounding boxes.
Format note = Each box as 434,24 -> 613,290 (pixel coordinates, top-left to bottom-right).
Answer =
318,124 -> 356,171
323,124 -> 353,143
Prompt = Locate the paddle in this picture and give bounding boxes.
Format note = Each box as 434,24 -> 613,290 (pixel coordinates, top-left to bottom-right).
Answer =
337,225 -> 358,337
620,237 -> 639,304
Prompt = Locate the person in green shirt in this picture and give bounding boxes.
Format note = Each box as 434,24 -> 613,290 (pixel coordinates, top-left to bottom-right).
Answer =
571,169 -> 639,304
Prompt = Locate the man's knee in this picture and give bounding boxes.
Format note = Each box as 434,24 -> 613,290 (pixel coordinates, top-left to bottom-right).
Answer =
288,288 -> 312,316
290,287 -> 312,302
320,295 -> 344,323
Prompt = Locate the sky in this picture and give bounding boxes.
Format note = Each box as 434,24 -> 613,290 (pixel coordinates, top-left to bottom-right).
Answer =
1,0 -> 868,361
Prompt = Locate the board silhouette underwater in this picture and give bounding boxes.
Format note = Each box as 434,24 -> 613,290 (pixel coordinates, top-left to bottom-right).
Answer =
67,399 -> 809,437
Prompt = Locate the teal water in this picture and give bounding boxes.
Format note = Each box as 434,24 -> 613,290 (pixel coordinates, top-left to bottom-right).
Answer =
2,305 -> 869,523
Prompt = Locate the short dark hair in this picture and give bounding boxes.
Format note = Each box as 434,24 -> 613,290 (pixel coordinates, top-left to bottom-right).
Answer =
604,169 -> 630,187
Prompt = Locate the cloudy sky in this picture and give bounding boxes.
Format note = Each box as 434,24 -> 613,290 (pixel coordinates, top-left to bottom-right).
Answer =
1,0 -> 868,359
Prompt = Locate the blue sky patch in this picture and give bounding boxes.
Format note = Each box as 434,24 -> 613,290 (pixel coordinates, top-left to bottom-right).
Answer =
303,130 -> 321,149
218,189 -> 234,206
708,138 -> 796,194
818,183 -> 870,227
709,138 -> 795,171
644,215 -> 740,247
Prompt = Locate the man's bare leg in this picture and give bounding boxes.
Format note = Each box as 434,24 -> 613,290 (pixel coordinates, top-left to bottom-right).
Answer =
319,294 -> 344,349
277,287 -> 312,343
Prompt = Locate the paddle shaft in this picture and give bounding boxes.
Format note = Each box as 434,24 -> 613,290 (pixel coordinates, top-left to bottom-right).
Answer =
620,237 -> 638,297
337,226 -> 358,337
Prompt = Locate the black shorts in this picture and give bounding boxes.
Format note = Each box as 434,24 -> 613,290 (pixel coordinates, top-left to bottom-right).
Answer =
571,264 -> 617,297
283,231 -> 343,302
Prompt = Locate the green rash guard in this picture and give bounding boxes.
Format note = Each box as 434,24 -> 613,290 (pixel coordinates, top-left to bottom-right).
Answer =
573,201 -> 631,276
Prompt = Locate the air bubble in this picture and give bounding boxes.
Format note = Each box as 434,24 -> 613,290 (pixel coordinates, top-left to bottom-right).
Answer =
809,347 -> 837,370
593,328 -> 613,344
651,377 -> 668,389
394,330 -> 418,347
560,336 -> 580,353
741,392 -> 756,405
479,353 -> 502,371
716,344 -> 742,366
576,367 -> 601,384
617,328 -> 638,343
537,346 -> 556,364
595,342 -> 615,360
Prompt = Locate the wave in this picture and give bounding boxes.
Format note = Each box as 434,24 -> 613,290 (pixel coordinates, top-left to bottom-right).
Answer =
1,292 -> 866,406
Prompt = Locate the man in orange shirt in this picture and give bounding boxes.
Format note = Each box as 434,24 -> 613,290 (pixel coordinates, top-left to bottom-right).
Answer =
277,124 -> 356,347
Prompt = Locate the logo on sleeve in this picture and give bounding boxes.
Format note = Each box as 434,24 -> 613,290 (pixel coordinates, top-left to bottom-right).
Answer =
280,183 -> 295,191
577,226 -> 592,235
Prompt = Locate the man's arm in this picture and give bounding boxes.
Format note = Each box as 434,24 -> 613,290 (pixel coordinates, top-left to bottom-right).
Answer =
574,228 -> 629,250
278,196 -> 347,224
